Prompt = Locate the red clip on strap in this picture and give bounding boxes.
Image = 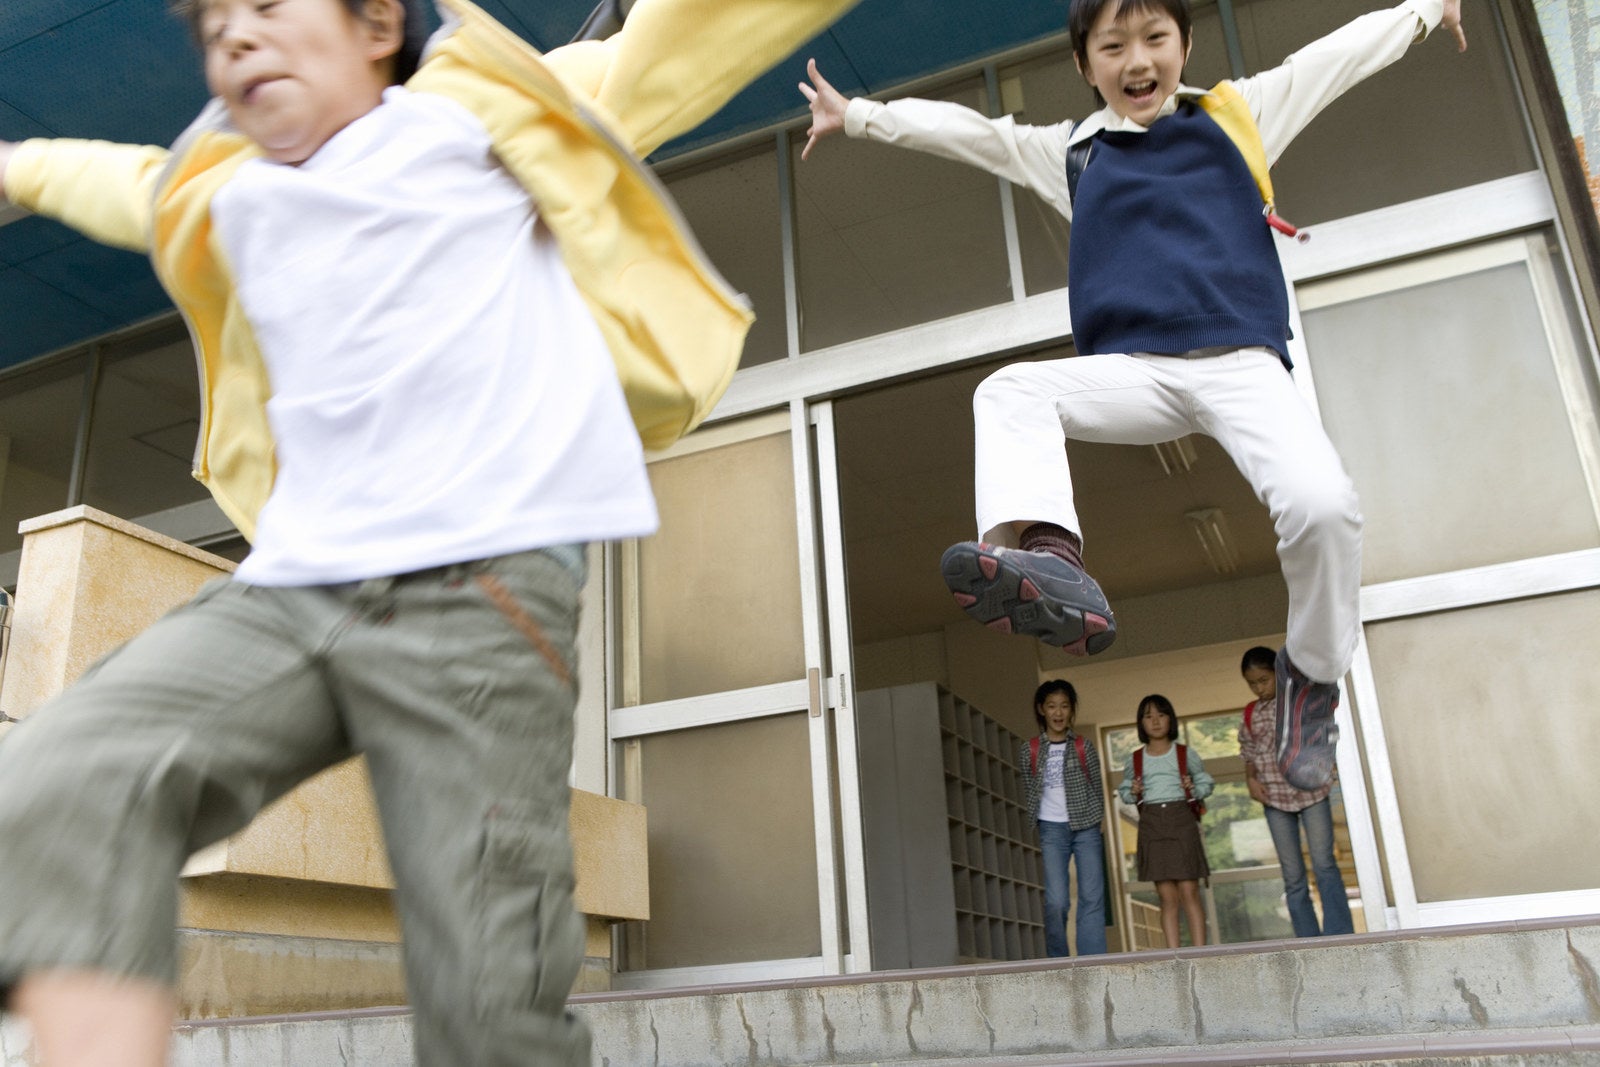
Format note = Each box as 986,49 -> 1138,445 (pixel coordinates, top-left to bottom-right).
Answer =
1265,211 -> 1310,243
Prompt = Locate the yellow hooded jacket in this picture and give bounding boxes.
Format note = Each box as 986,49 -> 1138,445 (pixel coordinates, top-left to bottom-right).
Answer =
3,0 -> 856,539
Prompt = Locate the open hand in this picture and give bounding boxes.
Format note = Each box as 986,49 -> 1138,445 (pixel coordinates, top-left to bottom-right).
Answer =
1441,0 -> 1466,52
798,58 -> 848,161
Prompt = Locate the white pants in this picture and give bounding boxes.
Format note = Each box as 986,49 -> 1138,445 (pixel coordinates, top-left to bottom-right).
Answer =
972,347 -> 1362,683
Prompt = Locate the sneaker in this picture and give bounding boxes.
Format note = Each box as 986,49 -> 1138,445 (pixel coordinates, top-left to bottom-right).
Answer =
1276,651 -> 1341,791
940,541 -> 1116,654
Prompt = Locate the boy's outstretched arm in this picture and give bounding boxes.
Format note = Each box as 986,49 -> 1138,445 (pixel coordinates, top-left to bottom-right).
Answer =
799,58 -> 847,160
1243,0 -> 1468,166
795,59 -> 1074,217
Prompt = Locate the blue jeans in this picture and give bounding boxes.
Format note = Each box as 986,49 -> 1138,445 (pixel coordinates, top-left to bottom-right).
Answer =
1264,798 -> 1353,937
1038,820 -> 1106,956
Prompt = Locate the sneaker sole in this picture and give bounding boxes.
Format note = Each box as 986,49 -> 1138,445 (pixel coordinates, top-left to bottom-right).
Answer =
941,544 -> 1115,655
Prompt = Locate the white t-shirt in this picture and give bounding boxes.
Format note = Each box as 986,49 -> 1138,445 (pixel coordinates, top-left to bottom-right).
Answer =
213,87 -> 657,585
1038,740 -> 1070,824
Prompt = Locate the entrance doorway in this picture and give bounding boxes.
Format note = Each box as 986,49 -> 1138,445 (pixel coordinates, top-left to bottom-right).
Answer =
830,356 -> 1360,958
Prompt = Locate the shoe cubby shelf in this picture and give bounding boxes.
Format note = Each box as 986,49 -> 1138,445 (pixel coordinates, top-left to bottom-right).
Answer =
858,683 -> 1045,969
937,689 -> 1046,962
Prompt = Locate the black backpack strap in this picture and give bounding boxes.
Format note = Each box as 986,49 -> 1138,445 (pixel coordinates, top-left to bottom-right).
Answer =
571,0 -> 632,42
1065,137 -> 1094,207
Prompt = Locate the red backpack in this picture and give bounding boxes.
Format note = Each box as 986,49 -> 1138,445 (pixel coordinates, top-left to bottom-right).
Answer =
1132,744 -> 1206,821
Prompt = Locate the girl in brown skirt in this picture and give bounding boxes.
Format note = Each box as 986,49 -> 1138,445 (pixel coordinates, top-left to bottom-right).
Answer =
1117,694 -> 1215,948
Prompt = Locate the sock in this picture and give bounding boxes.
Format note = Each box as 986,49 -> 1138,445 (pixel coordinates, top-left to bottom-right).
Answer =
1019,522 -> 1084,570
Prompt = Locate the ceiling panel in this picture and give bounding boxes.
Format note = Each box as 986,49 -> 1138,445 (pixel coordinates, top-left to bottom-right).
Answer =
0,0 -> 109,54
0,214 -> 79,267
0,267 -> 114,367
20,239 -> 169,322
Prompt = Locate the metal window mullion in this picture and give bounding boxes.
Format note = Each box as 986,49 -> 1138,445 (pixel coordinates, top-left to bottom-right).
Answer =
811,399 -> 873,972
790,398 -> 843,974
777,129 -> 803,359
1215,0 -> 1248,79
1344,629 -> 1420,928
65,344 -> 103,507
984,64 -> 1029,303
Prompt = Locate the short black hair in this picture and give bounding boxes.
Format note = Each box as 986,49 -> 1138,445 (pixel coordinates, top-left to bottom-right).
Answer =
1240,646 -> 1277,675
1069,0 -> 1193,106
1135,693 -> 1180,744
1033,678 -> 1079,731
174,0 -> 430,85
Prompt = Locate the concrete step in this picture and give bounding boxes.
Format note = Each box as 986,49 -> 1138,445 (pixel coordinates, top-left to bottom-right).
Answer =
3,916 -> 1597,1065
577,915 -> 1600,1067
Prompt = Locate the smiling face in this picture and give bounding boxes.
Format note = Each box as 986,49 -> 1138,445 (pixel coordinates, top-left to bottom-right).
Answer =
1075,2 -> 1192,126
199,0 -> 402,164
1039,691 -> 1076,737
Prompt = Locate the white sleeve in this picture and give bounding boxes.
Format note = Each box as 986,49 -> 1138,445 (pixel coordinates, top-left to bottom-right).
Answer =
1234,0 -> 1445,165
844,96 -> 1074,219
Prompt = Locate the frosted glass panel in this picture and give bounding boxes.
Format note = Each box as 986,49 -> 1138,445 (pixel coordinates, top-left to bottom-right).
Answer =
0,356 -> 83,558
1300,250 -> 1600,584
793,77 -> 1011,350
1365,590 -> 1600,901
1234,0 -> 1534,225
664,145 -> 788,368
619,713 -> 819,969
637,424 -> 806,703
84,326 -> 208,523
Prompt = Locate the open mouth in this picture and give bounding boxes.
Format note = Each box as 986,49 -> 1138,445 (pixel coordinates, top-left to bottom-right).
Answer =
1123,79 -> 1158,105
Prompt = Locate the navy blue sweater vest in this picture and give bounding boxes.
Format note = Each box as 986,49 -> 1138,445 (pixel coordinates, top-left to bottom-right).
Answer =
1068,103 -> 1290,363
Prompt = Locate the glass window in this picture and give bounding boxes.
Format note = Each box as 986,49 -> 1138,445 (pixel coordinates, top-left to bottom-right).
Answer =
663,143 -> 789,368
0,355 -> 84,558
1182,709 -> 1244,761
82,325 -> 208,524
1299,234 -> 1600,584
1365,589 -> 1600,902
1234,0 -> 1536,225
632,416 -> 805,704
1004,5 -> 1232,296
792,77 -> 1012,350
618,713 -> 820,970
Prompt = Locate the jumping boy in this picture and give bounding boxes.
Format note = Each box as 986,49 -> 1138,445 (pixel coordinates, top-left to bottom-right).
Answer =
0,0 -> 856,1062
1238,646 -> 1354,938
800,0 -> 1466,793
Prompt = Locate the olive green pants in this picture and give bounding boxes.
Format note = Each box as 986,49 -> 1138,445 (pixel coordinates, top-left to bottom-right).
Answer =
0,546 -> 590,1065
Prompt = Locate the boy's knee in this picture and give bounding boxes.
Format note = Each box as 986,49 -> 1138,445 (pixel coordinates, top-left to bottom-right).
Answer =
1282,479 -> 1363,544
974,363 -> 1042,412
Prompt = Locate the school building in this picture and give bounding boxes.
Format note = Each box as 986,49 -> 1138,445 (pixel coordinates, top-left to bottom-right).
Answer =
3,0 -> 1600,1063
